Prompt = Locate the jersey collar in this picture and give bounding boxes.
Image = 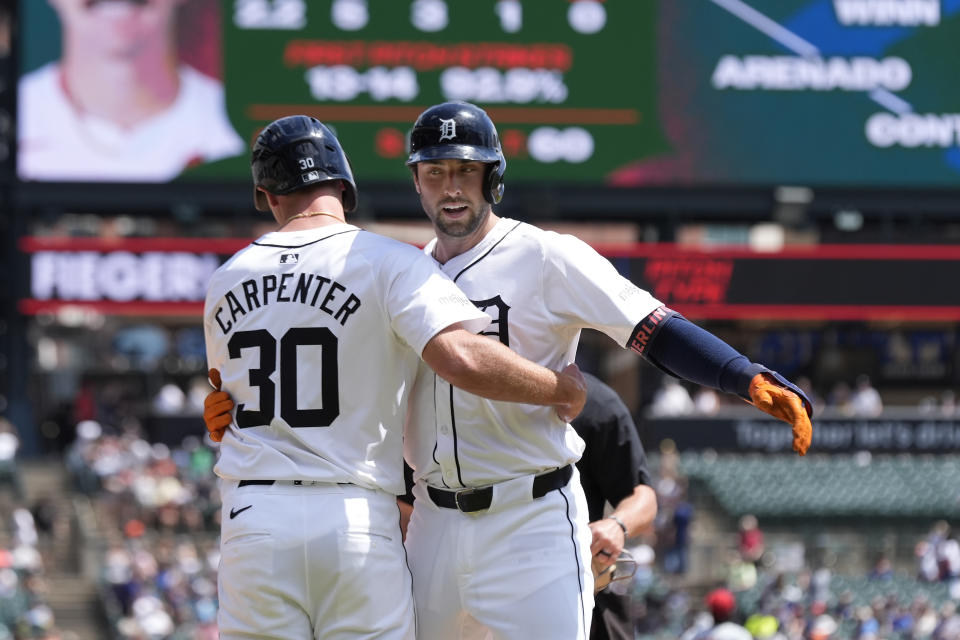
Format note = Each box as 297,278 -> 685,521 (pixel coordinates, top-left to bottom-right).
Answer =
425,217 -> 519,271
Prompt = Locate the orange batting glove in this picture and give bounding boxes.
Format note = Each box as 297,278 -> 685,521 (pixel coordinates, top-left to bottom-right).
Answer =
748,373 -> 813,456
204,368 -> 234,443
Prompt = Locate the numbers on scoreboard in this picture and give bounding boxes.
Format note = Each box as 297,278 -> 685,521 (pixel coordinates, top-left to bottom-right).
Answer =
568,1 -> 607,34
228,327 -> 340,428
234,0 -> 306,30
411,0 -> 449,32
331,0 -> 369,31
306,66 -> 419,102
528,127 -> 595,163
495,0 -> 522,33
441,68 -> 568,104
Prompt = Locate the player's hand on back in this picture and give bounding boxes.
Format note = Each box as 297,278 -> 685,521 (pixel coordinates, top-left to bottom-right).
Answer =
556,363 -> 587,423
747,373 -> 813,456
204,368 -> 235,443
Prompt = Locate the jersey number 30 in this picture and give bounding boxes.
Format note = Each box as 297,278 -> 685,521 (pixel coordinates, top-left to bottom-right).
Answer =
228,328 -> 339,428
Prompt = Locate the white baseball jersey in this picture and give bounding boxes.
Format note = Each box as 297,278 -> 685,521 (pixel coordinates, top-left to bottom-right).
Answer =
204,224 -> 490,496
405,217 -> 663,488
18,64 -> 244,182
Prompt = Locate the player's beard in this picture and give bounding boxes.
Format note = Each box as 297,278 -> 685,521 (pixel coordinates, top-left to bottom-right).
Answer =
432,199 -> 491,238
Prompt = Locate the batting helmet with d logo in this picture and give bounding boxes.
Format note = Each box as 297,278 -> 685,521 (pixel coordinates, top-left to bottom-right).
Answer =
407,102 -> 506,205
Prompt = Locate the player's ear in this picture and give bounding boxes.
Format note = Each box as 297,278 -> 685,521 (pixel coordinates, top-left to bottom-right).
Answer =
410,167 -> 421,194
263,189 -> 281,209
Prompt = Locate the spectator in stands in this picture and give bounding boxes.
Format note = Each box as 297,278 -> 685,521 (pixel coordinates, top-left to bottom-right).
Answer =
65,420 -> 103,494
918,395 -> 940,415
693,388 -> 720,415
913,540 -> 940,582
854,605 -> 880,639
934,601 -> 960,639
693,587 -> 752,640
927,520 -> 951,547
654,440 -> 685,507
664,500 -> 693,575
104,542 -> 136,617
807,613 -> 837,640
936,534 -> 960,582
913,596 -> 939,638
726,549 -> 758,593
811,567 -> 832,605
186,376 -> 214,416
152,382 -> 186,416
827,381 -> 853,416
744,613 -> 785,639
795,376 -> 825,416
868,554 -> 893,581
890,600 -> 915,637
850,374 -> 883,417
738,514 -> 765,566
0,418 -> 24,500
833,589 -> 855,622
650,376 -> 695,417
940,390 -> 957,417
652,439 -> 694,577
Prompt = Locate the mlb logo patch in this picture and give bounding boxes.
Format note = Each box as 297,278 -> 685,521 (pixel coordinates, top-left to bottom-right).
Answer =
302,171 -> 320,182
280,254 -> 299,264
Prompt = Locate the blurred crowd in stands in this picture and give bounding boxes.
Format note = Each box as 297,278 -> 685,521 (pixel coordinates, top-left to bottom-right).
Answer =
648,373 -> 891,420
626,445 -> 960,640
0,381 -> 957,639
0,507 -> 60,640
65,421 -> 219,639
0,419 -> 65,639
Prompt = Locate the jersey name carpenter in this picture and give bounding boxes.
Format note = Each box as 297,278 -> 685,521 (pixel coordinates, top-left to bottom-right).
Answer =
213,272 -> 362,335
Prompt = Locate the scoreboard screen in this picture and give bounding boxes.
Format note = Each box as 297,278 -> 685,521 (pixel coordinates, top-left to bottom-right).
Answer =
200,0 -> 664,184
16,0 -> 960,188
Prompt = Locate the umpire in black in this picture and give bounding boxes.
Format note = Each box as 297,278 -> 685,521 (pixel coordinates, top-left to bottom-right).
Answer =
574,372 -> 658,640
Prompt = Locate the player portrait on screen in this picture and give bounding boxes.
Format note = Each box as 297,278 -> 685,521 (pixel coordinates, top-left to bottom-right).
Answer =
17,0 -> 243,182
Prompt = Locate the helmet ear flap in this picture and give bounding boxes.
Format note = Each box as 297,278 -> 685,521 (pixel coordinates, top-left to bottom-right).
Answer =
484,153 -> 506,204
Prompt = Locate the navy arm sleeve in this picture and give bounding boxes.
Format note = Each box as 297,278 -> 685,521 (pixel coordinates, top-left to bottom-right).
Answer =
643,312 -> 765,401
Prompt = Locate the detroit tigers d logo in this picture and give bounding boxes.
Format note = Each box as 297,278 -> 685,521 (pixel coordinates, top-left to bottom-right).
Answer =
438,118 -> 457,142
471,295 -> 510,347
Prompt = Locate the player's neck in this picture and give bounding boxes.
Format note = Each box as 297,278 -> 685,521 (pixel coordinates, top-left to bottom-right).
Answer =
276,195 -> 346,231
432,213 -> 500,264
279,210 -> 346,230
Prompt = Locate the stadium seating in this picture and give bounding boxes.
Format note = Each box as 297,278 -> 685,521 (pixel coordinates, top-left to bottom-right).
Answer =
678,452 -> 960,518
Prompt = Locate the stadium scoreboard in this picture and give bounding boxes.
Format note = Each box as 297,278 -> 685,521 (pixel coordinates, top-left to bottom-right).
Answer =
192,0 -> 665,185
18,0 -> 960,187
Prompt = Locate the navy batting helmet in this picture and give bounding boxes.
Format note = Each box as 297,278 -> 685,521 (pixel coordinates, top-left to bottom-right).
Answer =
407,102 -> 506,204
251,115 -> 358,213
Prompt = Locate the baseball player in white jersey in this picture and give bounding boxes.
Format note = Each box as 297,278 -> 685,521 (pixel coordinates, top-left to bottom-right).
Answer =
204,106 -> 813,640
202,115 -> 587,639
398,102 -> 814,640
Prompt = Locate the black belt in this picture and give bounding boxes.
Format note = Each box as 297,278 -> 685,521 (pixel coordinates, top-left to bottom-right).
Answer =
427,465 -> 573,513
237,480 -> 351,487
238,480 -> 275,487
